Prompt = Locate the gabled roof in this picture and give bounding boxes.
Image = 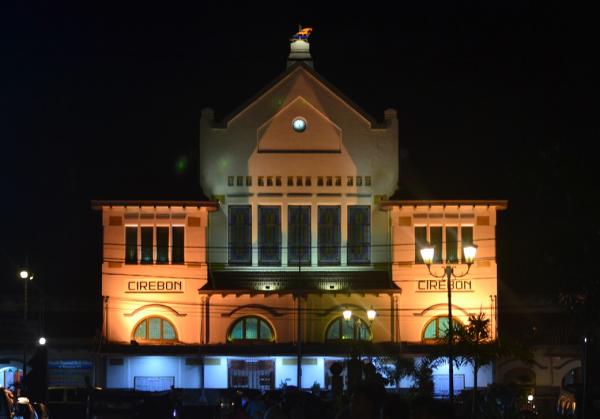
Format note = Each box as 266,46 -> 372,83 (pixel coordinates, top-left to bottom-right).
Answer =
213,62 -> 387,129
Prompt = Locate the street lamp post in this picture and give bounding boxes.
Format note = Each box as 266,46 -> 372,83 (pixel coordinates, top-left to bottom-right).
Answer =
419,244 -> 477,413
19,269 -> 33,392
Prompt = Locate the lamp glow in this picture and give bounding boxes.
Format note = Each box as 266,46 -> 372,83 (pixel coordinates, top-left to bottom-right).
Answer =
367,307 -> 376,321
527,394 -> 534,402
38,337 -> 46,346
19,270 -> 29,279
420,246 -> 435,265
342,309 -> 352,321
463,244 -> 478,264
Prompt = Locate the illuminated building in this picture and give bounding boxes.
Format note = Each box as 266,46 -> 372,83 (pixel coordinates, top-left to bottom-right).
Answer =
94,33 -> 505,393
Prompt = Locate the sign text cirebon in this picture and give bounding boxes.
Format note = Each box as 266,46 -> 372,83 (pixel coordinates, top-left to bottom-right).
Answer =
126,280 -> 184,293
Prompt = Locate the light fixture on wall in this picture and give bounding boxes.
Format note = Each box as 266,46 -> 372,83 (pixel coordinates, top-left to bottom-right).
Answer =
419,243 -> 477,415
367,306 -> 377,322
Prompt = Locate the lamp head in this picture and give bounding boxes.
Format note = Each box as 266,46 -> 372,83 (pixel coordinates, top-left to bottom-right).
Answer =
38,337 -> 47,346
19,270 -> 30,280
367,307 -> 377,321
342,309 -> 352,321
420,245 -> 435,266
463,244 -> 478,265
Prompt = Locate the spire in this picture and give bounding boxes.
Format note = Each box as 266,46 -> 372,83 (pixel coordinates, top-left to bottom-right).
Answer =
287,25 -> 313,68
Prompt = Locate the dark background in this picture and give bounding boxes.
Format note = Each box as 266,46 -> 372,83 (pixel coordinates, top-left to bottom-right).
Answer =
2,3 -> 597,336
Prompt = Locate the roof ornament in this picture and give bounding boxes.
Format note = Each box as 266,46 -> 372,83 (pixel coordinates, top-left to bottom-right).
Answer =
288,25 -> 313,68
290,25 -> 313,42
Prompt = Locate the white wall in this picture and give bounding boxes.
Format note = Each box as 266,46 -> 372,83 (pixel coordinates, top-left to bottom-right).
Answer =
204,357 -> 228,389
275,357 -> 298,387
106,356 -> 201,389
300,357 -> 325,389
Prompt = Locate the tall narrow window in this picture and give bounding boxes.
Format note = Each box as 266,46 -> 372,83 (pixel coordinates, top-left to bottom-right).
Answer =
288,206 -> 311,266
172,226 -> 185,264
125,226 -> 138,264
415,226 -> 427,264
141,227 -> 153,264
446,227 -> 458,263
461,226 -> 473,261
229,206 -> 252,265
430,227 -> 443,264
258,206 -> 281,266
348,206 -> 370,265
156,227 -> 169,264
318,206 -> 341,266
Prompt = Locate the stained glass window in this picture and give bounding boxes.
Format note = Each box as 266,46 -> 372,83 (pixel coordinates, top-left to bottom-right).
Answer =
149,318 -> 161,339
134,320 -> 146,339
229,206 -> 252,265
132,317 -> 177,343
318,206 -> 341,266
258,206 -> 281,266
163,321 -> 176,340
288,206 -> 311,266
326,317 -> 372,341
228,317 -> 274,342
347,206 -> 370,265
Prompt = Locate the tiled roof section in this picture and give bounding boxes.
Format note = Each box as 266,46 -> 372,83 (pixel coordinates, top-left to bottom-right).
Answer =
202,270 -> 396,292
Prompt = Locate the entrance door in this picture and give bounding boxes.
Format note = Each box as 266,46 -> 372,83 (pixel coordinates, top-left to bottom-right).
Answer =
228,359 -> 274,391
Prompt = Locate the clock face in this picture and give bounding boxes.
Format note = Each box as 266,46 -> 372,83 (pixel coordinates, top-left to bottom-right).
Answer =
292,117 -> 307,133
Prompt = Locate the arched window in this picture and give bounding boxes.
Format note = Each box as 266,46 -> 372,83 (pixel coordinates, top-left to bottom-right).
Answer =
422,316 -> 461,341
326,317 -> 372,341
228,316 -> 275,342
133,317 -> 177,343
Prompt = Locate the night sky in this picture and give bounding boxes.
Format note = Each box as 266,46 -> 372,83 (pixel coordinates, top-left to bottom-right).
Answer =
3,3 -> 597,311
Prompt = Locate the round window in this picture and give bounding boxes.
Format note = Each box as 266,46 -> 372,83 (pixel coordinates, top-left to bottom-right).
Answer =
292,117 -> 307,133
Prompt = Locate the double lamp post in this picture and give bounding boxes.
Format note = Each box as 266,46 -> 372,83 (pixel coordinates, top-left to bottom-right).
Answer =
419,243 -> 478,411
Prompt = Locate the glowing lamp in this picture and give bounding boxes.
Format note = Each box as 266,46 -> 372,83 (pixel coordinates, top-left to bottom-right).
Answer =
367,307 -> 377,321
420,245 -> 435,266
342,309 -> 352,321
38,337 -> 47,345
527,394 -> 534,402
463,244 -> 478,265
19,270 -> 30,280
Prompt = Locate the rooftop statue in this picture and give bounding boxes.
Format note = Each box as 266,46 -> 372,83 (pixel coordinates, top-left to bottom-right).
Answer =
290,25 -> 313,42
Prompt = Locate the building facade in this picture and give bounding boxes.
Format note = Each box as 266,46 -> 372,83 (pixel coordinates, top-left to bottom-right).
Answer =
95,36 -> 505,394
